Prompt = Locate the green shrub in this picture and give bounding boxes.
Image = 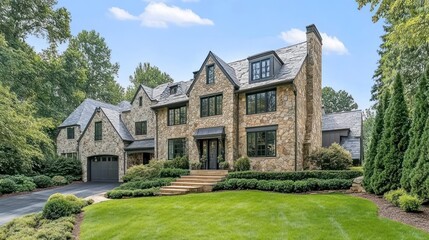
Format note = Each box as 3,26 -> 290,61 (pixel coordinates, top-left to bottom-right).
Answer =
0,178 -> 18,194
234,156 -> 251,171
219,161 -> 230,170
7,175 -> 36,192
116,178 -> 174,190
190,162 -> 202,170
160,168 -> 189,178
384,189 -> 407,207
43,193 -> 86,220
44,155 -> 82,179
294,180 -> 310,193
227,170 -> 362,181
123,164 -> 162,182
132,188 -> 159,197
307,143 -> 353,170
52,176 -> 68,186
164,156 -> 189,169
398,195 -> 422,212
273,180 -> 295,193
32,175 -> 53,188
106,190 -> 135,199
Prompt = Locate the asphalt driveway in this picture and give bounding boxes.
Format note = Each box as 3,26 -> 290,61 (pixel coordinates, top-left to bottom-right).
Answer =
0,182 -> 119,226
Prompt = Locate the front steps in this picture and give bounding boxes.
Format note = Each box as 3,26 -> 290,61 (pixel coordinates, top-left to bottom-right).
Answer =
159,170 -> 228,196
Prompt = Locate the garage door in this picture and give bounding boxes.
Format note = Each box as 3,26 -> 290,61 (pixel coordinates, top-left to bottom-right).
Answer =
89,156 -> 119,182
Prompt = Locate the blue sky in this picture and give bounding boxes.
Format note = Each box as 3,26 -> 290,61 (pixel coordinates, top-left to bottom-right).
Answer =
31,0 -> 383,110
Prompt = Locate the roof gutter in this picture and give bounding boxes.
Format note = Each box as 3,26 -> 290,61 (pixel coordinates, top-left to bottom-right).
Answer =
151,100 -> 189,110
234,79 -> 294,94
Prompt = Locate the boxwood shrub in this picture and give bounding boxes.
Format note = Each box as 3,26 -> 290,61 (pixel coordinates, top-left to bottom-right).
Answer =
0,178 -> 18,194
399,195 -> 422,212
384,189 -> 407,207
106,188 -> 159,199
213,178 -> 353,193
42,193 -> 88,220
52,176 -> 68,186
32,175 -> 53,188
227,170 -> 362,181
7,175 -> 36,192
160,168 -> 189,178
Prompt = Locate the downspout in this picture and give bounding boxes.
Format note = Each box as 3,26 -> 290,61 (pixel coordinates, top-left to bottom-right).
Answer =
235,92 -> 239,161
155,110 -> 159,159
293,84 -> 298,171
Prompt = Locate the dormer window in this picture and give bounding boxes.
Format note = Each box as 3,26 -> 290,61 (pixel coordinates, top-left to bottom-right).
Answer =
206,64 -> 215,84
251,58 -> 271,81
170,86 -> 178,95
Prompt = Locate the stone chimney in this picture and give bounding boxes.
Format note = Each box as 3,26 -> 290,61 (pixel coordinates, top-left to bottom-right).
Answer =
303,24 -> 323,159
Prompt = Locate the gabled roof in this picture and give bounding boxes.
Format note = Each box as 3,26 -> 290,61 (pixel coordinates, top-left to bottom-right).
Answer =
124,138 -> 155,151
59,99 -> 129,129
101,107 -> 134,141
322,110 -> 362,137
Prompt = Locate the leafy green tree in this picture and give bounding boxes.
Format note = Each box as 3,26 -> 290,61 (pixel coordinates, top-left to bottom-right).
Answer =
125,62 -> 173,100
363,92 -> 389,193
0,0 -> 71,47
0,83 -> 53,174
322,87 -> 358,114
410,118 -> 429,199
66,30 -> 123,104
401,72 -> 429,191
371,75 -> 410,195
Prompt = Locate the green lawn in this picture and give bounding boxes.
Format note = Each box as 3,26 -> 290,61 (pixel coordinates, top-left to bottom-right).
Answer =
81,191 -> 428,240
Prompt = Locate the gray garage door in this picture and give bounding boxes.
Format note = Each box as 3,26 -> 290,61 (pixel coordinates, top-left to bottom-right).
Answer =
89,156 -> 119,182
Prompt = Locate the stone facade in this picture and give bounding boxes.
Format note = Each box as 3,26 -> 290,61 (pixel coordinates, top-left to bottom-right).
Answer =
122,87 -> 156,140
79,109 -> 126,182
56,126 -> 80,155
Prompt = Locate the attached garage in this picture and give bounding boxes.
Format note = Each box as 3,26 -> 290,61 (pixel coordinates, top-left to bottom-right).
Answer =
88,155 -> 119,182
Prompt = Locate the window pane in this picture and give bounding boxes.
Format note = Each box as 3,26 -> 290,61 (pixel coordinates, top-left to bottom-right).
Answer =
247,94 -> 256,114
266,131 -> 276,156
247,133 -> 256,157
267,90 -> 276,112
207,65 -> 214,84
168,109 -> 174,125
256,92 -> 266,113
201,98 -> 208,117
174,108 -> 180,124
209,97 -> 215,116
143,121 -> 147,135
256,132 -> 266,156
216,95 -> 222,115
67,127 -> 74,139
168,140 -> 174,159
261,59 -> 270,78
252,62 -> 260,80
95,122 -> 102,140
180,106 -> 187,124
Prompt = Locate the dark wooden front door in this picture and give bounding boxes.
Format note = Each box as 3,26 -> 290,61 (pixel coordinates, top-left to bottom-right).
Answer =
208,139 -> 218,169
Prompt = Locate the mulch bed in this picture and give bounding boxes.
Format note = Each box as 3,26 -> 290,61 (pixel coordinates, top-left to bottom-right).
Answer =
73,212 -> 84,240
352,193 -> 429,233
0,181 -> 83,199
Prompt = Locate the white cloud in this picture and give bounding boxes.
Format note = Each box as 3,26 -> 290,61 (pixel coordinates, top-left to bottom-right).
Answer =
280,28 -> 348,55
109,7 -> 138,21
109,2 -> 213,28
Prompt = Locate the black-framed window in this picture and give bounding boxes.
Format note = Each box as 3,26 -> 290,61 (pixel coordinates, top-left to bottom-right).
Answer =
135,121 -> 147,135
206,64 -> 215,84
168,106 -> 187,126
201,94 -> 222,117
170,86 -> 178,95
139,96 -> 143,107
247,130 -> 276,157
94,121 -> 102,140
61,152 -> 77,159
251,58 -> 271,81
168,138 -> 186,160
67,127 -> 75,139
247,89 -> 276,114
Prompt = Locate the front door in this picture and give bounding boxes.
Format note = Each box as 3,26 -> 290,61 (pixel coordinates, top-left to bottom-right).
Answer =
208,139 -> 218,169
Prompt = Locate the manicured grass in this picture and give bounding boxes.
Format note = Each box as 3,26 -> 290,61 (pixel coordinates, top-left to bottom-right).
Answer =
81,191 -> 428,240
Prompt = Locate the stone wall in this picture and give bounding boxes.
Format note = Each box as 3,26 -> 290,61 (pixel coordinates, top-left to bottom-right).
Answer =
56,126 -> 80,155
295,63 -> 308,171
237,84 -> 296,171
79,109 -> 125,182
156,106 -> 189,160
187,56 -> 238,167
122,87 -> 156,140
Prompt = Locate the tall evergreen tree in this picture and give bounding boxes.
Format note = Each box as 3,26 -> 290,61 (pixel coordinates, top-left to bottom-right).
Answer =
363,92 -> 390,193
401,71 -> 429,191
410,118 -> 429,199
371,75 -> 410,195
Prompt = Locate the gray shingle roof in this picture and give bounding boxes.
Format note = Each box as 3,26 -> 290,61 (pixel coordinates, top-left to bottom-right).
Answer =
211,52 -> 239,87
59,99 -> 127,130
151,80 -> 193,108
101,107 -> 134,141
322,110 -> 363,160
124,138 -> 155,151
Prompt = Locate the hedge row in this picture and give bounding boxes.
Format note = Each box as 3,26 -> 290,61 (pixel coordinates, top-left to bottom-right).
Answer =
106,187 -> 159,199
213,178 -> 353,193
227,170 -> 362,181
159,168 -> 189,178
116,178 -> 174,190
0,175 -> 72,195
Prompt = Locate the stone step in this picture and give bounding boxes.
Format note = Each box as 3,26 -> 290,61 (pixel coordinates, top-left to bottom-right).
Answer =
159,188 -> 189,195
175,178 -> 220,184
172,181 -> 217,186
190,170 -> 228,176
181,175 -> 225,180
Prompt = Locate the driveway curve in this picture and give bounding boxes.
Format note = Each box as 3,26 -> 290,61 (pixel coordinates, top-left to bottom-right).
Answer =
0,182 -> 119,225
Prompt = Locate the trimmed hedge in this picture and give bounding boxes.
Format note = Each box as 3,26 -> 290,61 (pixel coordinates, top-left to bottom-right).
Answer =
106,187 -> 159,199
32,175 -> 53,188
213,178 -> 353,193
227,170 -> 362,181
42,193 -> 90,220
384,189 -> 422,212
0,178 -> 18,194
160,168 -> 189,178
116,178 -> 174,190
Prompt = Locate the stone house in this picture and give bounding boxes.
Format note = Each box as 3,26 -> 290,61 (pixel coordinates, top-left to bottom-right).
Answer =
56,24 -> 323,182
322,110 -> 363,165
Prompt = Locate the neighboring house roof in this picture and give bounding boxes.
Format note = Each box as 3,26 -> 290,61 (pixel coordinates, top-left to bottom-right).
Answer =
322,110 -> 363,159
151,80 -> 192,108
124,138 -> 155,151
58,98 -> 128,129
100,107 -> 134,141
